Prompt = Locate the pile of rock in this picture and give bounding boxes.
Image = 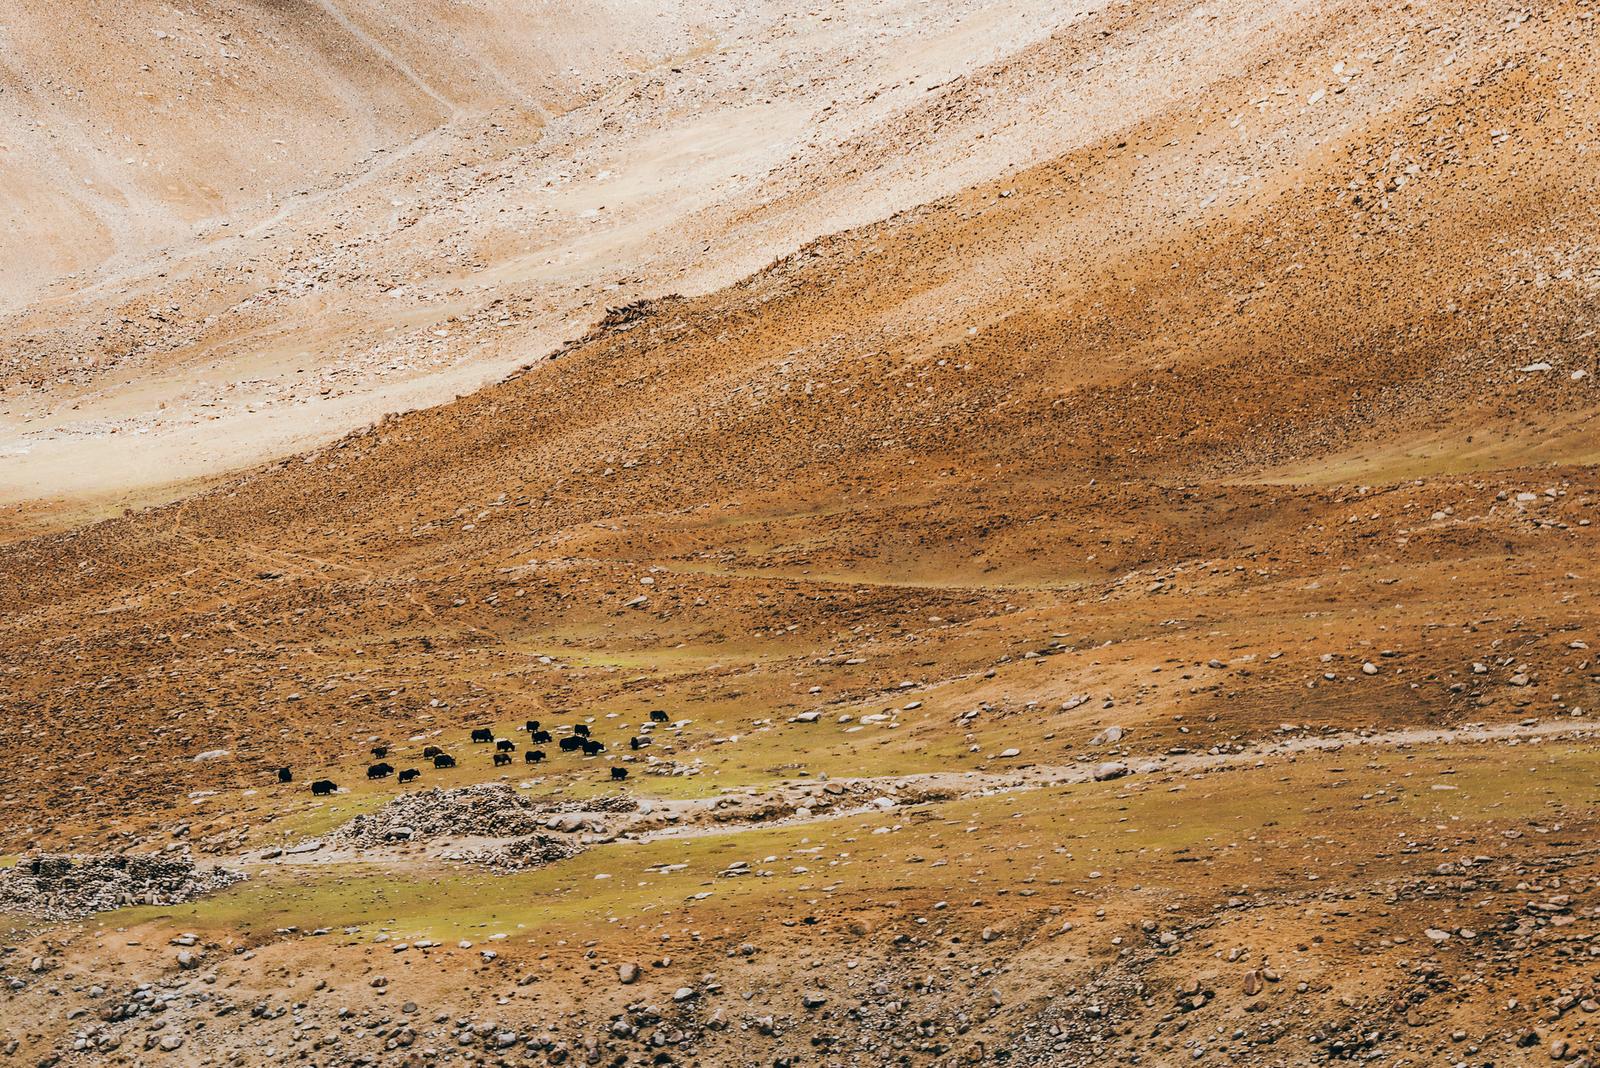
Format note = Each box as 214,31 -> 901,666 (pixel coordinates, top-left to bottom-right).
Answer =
645,758 -> 702,777
442,835 -> 582,872
328,784 -> 555,846
0,850 -> 245,920
541,795 -> 640,816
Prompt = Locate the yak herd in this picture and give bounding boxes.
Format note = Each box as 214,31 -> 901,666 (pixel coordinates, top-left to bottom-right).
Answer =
280,711 -> 672,795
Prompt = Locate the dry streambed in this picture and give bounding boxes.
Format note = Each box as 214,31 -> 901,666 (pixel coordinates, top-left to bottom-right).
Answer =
256,717 -> 1600,867
4,717 -> 1586,922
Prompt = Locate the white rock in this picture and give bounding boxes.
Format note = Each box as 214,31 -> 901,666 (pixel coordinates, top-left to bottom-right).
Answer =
1092,762 -> 1129,782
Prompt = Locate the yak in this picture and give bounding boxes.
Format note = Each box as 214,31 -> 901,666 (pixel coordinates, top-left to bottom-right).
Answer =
470,728 -> 494,743
311,779 -> 337,795
493,752 -> 512,767
277,766 -> 293,783
649,710 -> 669,723
525,750 -> 546,764
397,768 -> 420,784
367,762 -> 394,779
610,767 -> 629,781
433,753 -> 457,769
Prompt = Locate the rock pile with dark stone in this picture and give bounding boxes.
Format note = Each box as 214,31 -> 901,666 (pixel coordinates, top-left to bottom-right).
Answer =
328,784 -> 554,846
442,835 -> 583,872
0,851 -> 245,921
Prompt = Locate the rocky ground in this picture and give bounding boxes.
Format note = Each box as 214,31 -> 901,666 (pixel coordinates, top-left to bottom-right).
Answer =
3,0 -> 1600,1065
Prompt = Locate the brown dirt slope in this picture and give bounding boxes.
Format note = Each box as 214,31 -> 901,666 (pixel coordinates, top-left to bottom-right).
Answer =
1,1 -> 1598,1066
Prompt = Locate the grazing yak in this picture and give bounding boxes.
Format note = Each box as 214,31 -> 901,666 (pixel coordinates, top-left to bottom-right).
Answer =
496,738 -> 515,752
433,753 -> 457,769
610,767 -> 629,781
397,768 -> 420,783
649,710 -> 669,723
367,762 -> 395,779
573,724 -> 590,738
471,728 -> 494,743
525,750 -> 545,764
371,745 -> 388,759
628,736 -> 649,751
277,766 -> 294,783
558,736 -> 582,753
531,729 -> 553,744
582,739 -> 605,756
311,779 -> 337,795
524,720 -> 540,733
423,745 -> 443,758
493,752 -> 512,767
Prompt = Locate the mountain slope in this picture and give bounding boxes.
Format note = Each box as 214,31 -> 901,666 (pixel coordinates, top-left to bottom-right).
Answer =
1,2 -> 1598,1066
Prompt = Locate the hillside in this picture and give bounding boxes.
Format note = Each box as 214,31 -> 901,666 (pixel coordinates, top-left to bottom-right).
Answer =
2,1 -> 1599,1065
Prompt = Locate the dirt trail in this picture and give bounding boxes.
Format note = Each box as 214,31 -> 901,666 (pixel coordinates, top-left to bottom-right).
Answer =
629,718 -> 1600,841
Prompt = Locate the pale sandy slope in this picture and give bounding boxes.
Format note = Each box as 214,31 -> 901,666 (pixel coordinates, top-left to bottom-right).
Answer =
0,0 -> 1554,517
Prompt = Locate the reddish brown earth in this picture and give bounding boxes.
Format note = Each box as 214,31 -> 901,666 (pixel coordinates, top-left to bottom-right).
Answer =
2,2 -> 1599,1066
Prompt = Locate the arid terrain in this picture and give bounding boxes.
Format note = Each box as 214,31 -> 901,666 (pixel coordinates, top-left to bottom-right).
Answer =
2,1 -> 1599,1065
